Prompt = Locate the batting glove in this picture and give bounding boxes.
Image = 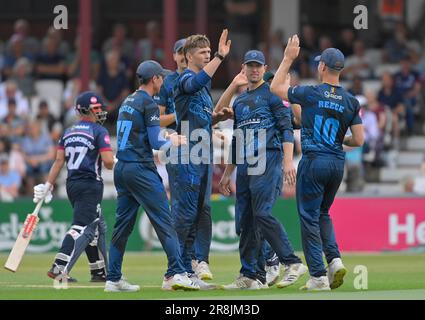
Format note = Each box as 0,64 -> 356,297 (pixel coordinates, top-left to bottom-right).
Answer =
33,182 -> 53,204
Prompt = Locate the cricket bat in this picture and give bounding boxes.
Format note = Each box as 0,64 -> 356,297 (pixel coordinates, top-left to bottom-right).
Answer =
4,199 -> 44,272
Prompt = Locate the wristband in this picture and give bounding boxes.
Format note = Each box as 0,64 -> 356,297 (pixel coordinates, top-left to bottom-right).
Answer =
214,52 -> 225,61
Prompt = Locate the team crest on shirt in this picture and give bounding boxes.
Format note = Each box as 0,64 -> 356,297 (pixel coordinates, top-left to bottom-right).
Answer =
241,105 -> 250,118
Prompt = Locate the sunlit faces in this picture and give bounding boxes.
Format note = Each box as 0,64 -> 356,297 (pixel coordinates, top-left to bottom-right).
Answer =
186,46 -> 211,71
243,62 -> 266,84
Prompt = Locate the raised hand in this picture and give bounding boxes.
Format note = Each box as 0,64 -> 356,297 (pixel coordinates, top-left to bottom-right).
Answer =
218,29 -> 232,58
284,35 -> 300,61
232,69 -> 249,87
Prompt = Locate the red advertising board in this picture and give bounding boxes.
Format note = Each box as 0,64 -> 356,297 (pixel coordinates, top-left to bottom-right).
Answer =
332,198 -> 425,252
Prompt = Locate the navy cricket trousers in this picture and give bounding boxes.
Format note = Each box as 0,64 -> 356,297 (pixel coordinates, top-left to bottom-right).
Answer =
170,163 -> 212,274
236,150 -> 301,280
167,162 -> 212,264
107,161 -> 186,281
296,154 -> 344,277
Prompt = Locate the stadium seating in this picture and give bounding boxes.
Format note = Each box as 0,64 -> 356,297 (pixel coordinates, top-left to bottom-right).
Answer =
34,80 -> 64,118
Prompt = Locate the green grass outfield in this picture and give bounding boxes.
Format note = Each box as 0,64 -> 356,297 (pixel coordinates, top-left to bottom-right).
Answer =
1,252 -> 425,300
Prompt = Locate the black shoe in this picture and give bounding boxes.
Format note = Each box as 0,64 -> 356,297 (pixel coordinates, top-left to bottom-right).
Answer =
90,273 -> 106,282
47,264 -> 78,283
90,269 -> 107,282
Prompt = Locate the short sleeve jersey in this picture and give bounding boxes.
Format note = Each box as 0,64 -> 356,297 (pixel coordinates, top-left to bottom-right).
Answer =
287,83 -> 362,160
116,89 -> 160,163
232,82 -> 293,162
58,121 -> 112,181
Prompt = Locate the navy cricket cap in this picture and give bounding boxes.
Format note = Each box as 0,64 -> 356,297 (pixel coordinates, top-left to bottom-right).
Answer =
243,50 -> 266,65
136,60 -> 168,81
75,91 -> 108,124
314,48 -> 345,71
76,91 -> 105,109
173,38 -> 186,53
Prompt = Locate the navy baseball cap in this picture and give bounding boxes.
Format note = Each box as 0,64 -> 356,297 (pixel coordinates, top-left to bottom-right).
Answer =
173,38 -> 186,53
136,60 -> 168,80
243,50 -> 266,65
76,91 -> 105,109
75,91 -> 108,124
314,48 -> 345,71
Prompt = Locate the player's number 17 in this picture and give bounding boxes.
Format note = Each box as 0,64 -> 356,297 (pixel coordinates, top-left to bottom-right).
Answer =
117,120 -> 133,150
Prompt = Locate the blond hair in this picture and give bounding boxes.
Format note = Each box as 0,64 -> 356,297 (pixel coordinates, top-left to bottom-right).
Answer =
183,35 -> 210,63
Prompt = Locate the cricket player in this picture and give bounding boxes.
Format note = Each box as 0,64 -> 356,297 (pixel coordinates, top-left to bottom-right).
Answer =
157,38 -> 186,130
218,50 -> 307,290
33,91 -> 114,283
105,60 -> 199,292
271,36 -> 364,290
156,38 -> 214,280
262,70 -> 302,286
170,30 -> 233,288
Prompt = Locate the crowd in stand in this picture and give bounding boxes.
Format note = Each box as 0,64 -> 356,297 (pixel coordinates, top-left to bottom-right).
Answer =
1,17 -> 425,200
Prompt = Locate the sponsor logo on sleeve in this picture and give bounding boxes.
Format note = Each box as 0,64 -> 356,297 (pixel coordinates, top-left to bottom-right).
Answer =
104,135 -> 111,145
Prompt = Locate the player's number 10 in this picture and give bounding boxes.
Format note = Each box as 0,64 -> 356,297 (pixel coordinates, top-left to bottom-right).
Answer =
313,115 -> 340,145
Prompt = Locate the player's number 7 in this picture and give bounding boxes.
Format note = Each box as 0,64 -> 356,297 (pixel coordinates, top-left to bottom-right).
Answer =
117,120 -> 133,150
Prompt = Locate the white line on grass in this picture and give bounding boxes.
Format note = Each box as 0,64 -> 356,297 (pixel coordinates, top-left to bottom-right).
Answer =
0,283 -> 162,289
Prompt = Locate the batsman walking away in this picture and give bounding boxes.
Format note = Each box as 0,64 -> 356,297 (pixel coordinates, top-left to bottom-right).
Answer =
33,91 -> 115,283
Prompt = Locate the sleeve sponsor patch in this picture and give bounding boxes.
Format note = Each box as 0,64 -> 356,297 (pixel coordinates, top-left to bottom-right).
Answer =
104,134 -> 111,145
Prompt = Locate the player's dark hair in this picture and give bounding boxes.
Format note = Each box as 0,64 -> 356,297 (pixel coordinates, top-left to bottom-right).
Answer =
183,35 -> 210,64
326,67 -> 341,76
138,77 -> 152,86
320,61 -> 341,76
